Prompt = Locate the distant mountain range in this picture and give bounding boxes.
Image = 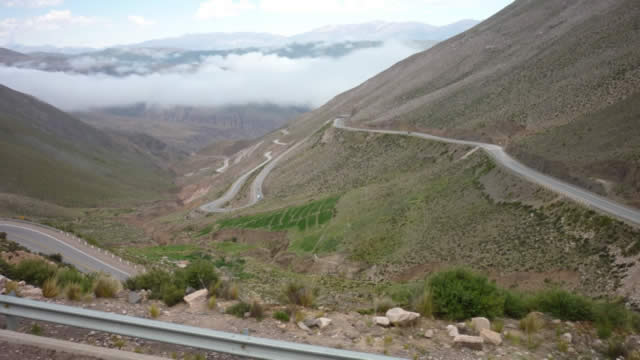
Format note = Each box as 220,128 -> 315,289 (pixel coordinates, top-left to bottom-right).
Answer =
122,20 -> 479,51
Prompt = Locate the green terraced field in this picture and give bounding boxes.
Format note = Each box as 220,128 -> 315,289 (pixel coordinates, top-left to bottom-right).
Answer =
217,196 -> 339,231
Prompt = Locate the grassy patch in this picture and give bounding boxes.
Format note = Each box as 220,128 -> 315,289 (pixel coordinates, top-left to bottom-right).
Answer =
125,244 -> 207,262
217,196 -> 339,232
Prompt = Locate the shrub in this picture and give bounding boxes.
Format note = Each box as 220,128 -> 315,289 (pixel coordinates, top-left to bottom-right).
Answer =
208,296 -> 217,310
42,278 -> 59,298
29,323 -> 43,336
504,291 -> 532,319
428,269 -> 504,320
606,337 -> 628,359
534,289 -> 593,321
411,290 -> 433,318
176,260 -> 219,290
0,257 -> 15,278
125,269 -> 172,295
93,276 -> 120,298
227,302 -> 251,318
374,296 -> 395,314
250,300 -> 264,321
492,319 -> 504,333
0,232 -> 6,240
284,281 -> 314,307
65,283 -> 83,301
593,301 -> 632,333
56,267 -> 94,293
273,311 -> 290,322
149,304 -> 160,319
13,259 -> 57,287
161,284 -> 185,307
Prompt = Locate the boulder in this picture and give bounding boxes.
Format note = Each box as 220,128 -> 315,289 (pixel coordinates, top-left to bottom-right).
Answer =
424,329 -> 434,338
447,325 -> 459,337
453,335 -> 484,350
0,275 -> 7,288
471,317 -> 491,332
561,332 -> 572,344
315,317 -> 332,329
480,328 -> 502,345
21,287 -> 42,298
374,316 -> 390,327
128,291 -> 142,304
385,307 -> 420,326
183,289 -> 208,307
297,321 -> 311,332
303,319 -> 317,328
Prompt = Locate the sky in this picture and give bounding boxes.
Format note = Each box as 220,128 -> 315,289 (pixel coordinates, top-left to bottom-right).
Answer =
0,0 -> 514,48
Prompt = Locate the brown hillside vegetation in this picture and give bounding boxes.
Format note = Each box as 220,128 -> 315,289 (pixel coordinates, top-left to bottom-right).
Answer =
285,0 -> 640,206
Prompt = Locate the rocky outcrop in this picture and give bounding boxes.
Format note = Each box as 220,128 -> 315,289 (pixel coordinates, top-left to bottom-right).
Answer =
183,289 -> 207,308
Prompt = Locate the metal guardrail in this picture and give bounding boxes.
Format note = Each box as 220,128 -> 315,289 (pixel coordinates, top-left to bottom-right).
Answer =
0,295 -> 404,360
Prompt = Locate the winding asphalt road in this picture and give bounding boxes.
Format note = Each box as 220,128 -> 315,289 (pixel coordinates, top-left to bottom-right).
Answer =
0,221 -> 135,280
333,118 -> 640,226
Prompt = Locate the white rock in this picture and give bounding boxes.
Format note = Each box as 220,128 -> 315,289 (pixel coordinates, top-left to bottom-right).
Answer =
561,332 -> 572,344
480,328 -> 502,345
374,316 -> 390,327
385,307 -> 420,326
425,329 -> 434,338
471,317 -> 491,332
297,321 -> 311,332
183,289 -> 207,307
315,317 -> 332,329
453,335 -> 484,350
21,287 -> 42,298
447,325 -> 459,337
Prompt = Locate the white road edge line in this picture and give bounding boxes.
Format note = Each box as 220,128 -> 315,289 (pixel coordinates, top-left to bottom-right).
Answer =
0,223 -> 131,278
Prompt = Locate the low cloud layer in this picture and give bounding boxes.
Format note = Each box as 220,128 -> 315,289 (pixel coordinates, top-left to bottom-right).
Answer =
0,42 -> 417,110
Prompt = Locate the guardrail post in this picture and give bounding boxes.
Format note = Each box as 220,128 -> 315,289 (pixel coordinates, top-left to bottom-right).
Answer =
4,291 -> 17,331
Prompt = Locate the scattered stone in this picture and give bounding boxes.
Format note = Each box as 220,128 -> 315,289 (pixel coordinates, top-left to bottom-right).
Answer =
471,317 -> 491,332
480,328 -> 502,345
552,319 -> 561,325
425,329 -> 434,339
128,291 -> 142,304
344,329 -> 359,341
0,275 -> 7,288
183,289 -> 207,307
374,316 -> 390,327
303,319 -> 317,328
561,333 -> 572,344
297,321 -> 311,333
315,318 -> 332,329
453,335 -> 484,350
385,307 -> 420,326
21,287 -> 42,298
447,325 -> 459,337
18,281 -> 26,286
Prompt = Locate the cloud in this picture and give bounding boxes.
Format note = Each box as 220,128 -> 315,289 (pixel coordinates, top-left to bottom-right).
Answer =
260,0 -> 387,14
128,15 -> 155,26
0,42 -> 417,110
24,10 -> 96,30
196,0 -> 255,19
1,0 -> 62,7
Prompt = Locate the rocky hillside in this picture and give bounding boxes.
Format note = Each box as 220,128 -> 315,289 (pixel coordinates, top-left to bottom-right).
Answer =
0,84 -> 176,207
284,0 -> 640,207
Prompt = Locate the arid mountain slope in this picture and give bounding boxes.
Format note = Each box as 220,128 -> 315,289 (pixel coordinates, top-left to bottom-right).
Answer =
286,0 -> 640,206
0,84 -> 175,207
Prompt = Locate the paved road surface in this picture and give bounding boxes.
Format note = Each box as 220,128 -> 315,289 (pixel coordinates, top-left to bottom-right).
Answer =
334,118 -> 640,226
0,221 -> 135,280
199,152 -> 273,213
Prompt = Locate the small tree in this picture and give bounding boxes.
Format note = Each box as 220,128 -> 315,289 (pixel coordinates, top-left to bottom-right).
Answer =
0,232 -> 7,240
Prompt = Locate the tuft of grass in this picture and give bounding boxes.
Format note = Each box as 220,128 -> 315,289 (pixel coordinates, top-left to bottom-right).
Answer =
250,300 -> 264,321
29,323 -> 43,336
374,296 -> 395,314
210,279 -> 239,300
491,319 -> 504,333
208,296 -> 217,310
520,313 -> 544,335
5,280 -> 19,296
284,281 -> 314,307
557,339 -> 569,353
149,304 -> 160,319
42,278 -> 59,298
273,310 -> 290,322
64,283 -> 83,301
411,290 -> 433,318
93,275 -> 120,298
226,302 -> 251,318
